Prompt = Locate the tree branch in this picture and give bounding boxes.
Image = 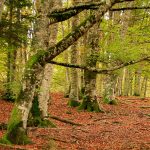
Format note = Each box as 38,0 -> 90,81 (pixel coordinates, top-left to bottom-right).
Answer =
47,2 -> 104,25
111,6 -> 150,11
47,0 -> 134,25
49,56 -> 150,74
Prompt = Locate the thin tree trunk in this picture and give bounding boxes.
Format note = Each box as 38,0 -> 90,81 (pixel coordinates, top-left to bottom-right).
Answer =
68,0 -> 79,107
0,0 -> 5,21
134,70 -> 141,96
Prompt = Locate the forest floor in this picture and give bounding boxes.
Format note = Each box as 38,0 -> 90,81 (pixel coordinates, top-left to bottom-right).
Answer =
0,93 -> 150,150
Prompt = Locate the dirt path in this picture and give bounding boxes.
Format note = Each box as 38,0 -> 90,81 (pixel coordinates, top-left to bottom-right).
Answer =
0,93 -> 150,150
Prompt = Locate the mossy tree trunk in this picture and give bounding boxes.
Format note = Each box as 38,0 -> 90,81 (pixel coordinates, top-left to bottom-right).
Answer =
2,0 -> 118,144
79,21 -> 103,112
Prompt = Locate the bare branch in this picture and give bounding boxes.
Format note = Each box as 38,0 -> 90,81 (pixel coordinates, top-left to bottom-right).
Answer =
47,0 -> 134,25
49,56 -> 150,74
47,2 -> 104,25
111,6 -> 150,11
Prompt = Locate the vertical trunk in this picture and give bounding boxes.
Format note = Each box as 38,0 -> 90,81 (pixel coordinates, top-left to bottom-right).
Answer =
103,74 -> 117,104
140,76 -> 148,99
0,0 -> 5,21
61,21 -> 70,97
5,0 -> 16,101
68,0 -> 79,107
38,10 -> 59,118
134,70 -> 141,96
79,22 -> 103,112
123,68 -> 130,96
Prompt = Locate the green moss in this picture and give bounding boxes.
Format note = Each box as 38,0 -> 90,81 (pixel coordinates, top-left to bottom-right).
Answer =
30,96 -> 41,117
78,96 -> 103,112
7,106 -> 22,132
0,135 -> 12,145
103,97 -> 117,105
6,125 -> 31,145
26,50 -> 47,69
68,100 -> 80,107
2,106 -> 31,144
28,117 -> 56,128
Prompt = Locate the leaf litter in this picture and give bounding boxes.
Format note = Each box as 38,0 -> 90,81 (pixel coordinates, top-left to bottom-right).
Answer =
0,93 -> 150,150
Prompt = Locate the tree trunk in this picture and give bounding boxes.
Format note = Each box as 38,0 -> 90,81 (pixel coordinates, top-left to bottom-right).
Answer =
38,1 -> 60,118
134,70 -> 141,96
0,0 -> 5,21
140,76 -> 148,99
79,22 -> 103,112
68,0 -> 79,107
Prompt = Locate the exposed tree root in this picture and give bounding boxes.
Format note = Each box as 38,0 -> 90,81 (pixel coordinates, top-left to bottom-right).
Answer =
50,115 -> 83,126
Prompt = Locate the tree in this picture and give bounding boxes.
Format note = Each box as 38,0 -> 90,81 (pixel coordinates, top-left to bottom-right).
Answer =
68,0 -> 79,107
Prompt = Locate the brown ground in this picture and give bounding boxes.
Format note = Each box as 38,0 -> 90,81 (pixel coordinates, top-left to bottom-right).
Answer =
0,93 -> 150,150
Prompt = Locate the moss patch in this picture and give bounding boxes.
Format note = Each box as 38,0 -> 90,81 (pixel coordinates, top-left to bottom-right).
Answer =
103,97 -> 117,105
68,100 -> 80,107
28,117 -> 56,128
78,96 -> 104,112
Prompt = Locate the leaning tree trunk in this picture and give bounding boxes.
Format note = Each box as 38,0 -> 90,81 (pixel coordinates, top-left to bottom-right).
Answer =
68,0 -> 79,107
2,0 -> 119,144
